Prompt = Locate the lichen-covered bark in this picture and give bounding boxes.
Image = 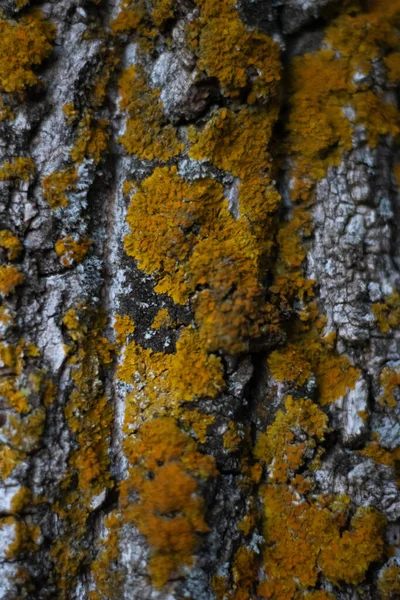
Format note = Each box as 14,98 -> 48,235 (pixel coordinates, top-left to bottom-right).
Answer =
0,0 -> 399,599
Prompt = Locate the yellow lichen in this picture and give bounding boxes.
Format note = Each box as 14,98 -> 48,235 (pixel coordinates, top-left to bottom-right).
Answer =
118,65 -> 183,161
0,157 -> 35,182
113,314 -> 135,345
42,167 -> 78,209
62,102 -> 78,124
189,0 -> 281,100
0,230 -> 22,260
378,561 -> 400,600
372,292 -> 400,333
70,112 -> 109,164
120,417 -> 217,588
125,166 -> 275,353
151,308 -> 174,330
0,265 -> 24,295
55,236 -> 91,267
379,366 -> 400,408
0,11 -> 56,94
118,326 -> 225,429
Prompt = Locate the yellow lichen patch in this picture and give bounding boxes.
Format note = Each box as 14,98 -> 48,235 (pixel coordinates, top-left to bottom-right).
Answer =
0,97 -> 14,121
0,265 -> 24,296
152,0 -> 174,26
52,306 -> 115,592
0,230 -> 22,260
151,308 -> 174,330
385,53 -> 400,83
0,157 -> 35,182
118,326 -> 225,429
189,108 -> 278,180
318,506 -> 386,585
118,65 -> 183,161
120,417 -> 217,588
223,421 -> 242,453
42,167 -> 78,209
379,366 -> 400,408
90,51 -> 119,110
113,314 -> 135,345
189,0 -> 281,100
55,236 -> 91,267
255,396 -> 329,483
11,487 -> 32,513
180,410 -> 214,444
302,593 -> 336,600
90,511 -> 124,600
0,409 -> 45,479
125,166 -> 275,353
70,112 -> 109,164
358,434 -> 400,469
0,11 -> 56,94
62,102 -> 78,124
372,292 -> 400,333
267,335 -> 359,405
111,0 -> 146,34
378,561 -> 400,600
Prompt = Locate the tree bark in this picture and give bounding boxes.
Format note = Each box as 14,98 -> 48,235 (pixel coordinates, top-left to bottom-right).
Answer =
0,1 -> 399,599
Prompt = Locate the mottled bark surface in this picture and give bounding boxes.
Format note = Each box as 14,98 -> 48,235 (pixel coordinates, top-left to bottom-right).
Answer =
0,0 -> 400,599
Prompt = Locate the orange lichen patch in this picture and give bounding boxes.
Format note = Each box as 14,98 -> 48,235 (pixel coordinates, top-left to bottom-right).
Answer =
267,335 -> 359,405
70,112 -> 109,164
259,484 -> 385,596
318,506 -> 386,585
276,208 -> 313,268
385,53 -> 400,83
268,344 -> 312,387
0,409 -> 45,479
189,107 -> 278,180
358,434 -> 400,469
151,308 -> 174,330
118,65 -> 183,161
0,265 -> 24,295
90,511 -> 124,599
118,326 -> 224,428
255,396 -> 328,483
0,11 -> 56,94
42,167 -> 78,209
378,561 -> 400,600
152,0 -> 174,26
302,593 -> 335,600
287,3 -> 400,202
113,314 -> 135,345
223,421 -> 242,453
120,417 -> 217,588
188,0 -> 281,100
16,0 -> 30,7
125,166 -> 275,353
180,411 -> 214,444
372,292 -> 400,333
90,50 -> 119,109
2,516 -> 40,560
379,366 -> 400,408
110,0 -> 146,34
0,157 -> 35,182
0,230 -> 22,260
62,102 -> 78,124
0,97 -> 14,121
52,306 -> 115,591
11,487 -> 32,513
0,378 -> 29,413
229,545 -> 259,600
55,236 -> 91,267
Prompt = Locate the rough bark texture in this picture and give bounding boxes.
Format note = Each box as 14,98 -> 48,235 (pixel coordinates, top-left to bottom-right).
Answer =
0,1 -> 399,599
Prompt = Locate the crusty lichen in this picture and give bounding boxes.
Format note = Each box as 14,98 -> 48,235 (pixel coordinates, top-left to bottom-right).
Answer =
55,236 -> 91,268
0,265 -> 24,296
70,111 -> 109,164
120,417 -> 217,588
0,230 -> 22,260
378,560 -> 400,600
118,65 -> 183,161
372,292 -> 400,334
42,167 -> 78,209
0,11 -> 56,94
0,157 -> 35,182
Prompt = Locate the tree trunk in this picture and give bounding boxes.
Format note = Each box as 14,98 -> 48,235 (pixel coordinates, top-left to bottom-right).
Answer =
0,1 -> 399,599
